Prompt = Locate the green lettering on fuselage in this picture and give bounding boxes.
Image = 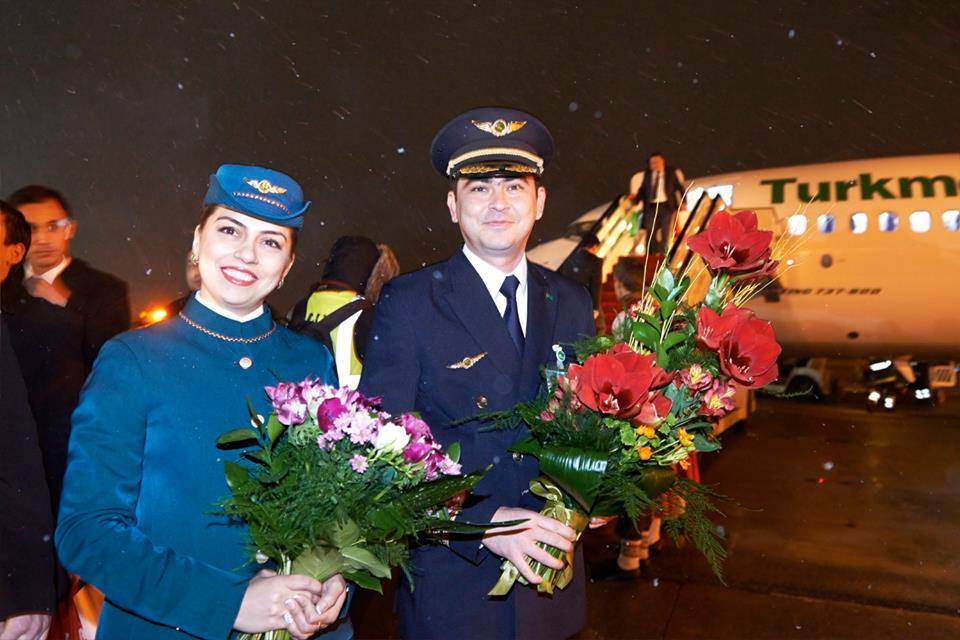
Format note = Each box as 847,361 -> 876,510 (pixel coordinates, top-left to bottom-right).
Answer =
834,179 -> 857,201
859,173 -> 894,199
798,181 -> 830,202
898,175 -> 958,198
760,173 -> 959,203
760,178 -> 797,204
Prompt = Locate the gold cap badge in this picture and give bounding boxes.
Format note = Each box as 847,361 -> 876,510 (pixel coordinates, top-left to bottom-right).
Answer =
472,119 -> 527,137
244,178 -> 288,195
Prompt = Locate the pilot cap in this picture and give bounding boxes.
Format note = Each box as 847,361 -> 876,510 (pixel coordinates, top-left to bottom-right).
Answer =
430,107 -> 554,179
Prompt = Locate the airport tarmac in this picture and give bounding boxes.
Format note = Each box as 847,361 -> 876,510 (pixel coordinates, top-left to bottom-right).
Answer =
352,395 -> 960,639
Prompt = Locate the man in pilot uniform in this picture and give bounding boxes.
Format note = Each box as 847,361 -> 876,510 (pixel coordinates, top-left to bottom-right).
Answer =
359,107 -> 595,639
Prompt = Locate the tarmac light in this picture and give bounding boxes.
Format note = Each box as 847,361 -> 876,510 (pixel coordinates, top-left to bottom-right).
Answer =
870,360 -> 893,372
915,388 -> 932,400
868,390 -> 882,403
883,396 -> 896,409
138,306 -> 169,326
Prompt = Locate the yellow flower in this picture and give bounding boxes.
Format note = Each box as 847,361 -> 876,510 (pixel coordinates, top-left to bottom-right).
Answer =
679,457 -> 691,470
635,425 -> 656,440
637,445 -> 653,461
688,364 -> 705,384
677,428 -> 694,447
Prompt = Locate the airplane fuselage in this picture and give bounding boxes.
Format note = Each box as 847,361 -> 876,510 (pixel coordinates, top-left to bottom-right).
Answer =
688,153 -> 960,359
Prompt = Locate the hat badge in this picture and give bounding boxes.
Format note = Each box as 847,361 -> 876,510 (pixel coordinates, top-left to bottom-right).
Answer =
471,119 -> 527,138
244,178 -> 288,195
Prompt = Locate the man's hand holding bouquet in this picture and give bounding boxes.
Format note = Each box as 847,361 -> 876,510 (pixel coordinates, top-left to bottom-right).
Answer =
486,210 -> 786,596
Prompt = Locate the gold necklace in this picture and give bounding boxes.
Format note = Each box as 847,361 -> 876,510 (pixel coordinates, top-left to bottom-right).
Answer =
178,312 -> 276,344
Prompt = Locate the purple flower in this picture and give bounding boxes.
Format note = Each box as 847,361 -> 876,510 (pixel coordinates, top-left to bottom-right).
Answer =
402,441 -> 432,463
265,382 -> 307,426
344,411 -> 379,445
400,414 -> 432,439
321,424 -> 345,445
439,457 -> 462,476
350,454 -> 369,474
421,448 -> 462,479
316,397 -> 348,431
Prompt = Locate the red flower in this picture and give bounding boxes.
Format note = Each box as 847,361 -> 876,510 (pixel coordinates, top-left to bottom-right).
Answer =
566,344 -> 669,420
686,210 -> 774,273
697,304 -> 781,389
719,315 -> 780,388
636,391 -> 673,425
696,305 -> 752,351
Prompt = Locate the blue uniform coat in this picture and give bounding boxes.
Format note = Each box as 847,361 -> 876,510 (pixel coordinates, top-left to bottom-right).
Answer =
56,296 -> 346,639
359,249 -> 595,640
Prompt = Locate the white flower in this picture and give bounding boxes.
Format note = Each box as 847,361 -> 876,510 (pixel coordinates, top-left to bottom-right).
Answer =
373,421 -> 410,453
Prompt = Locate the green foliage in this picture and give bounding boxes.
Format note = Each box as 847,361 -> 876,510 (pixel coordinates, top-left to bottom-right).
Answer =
693,433 -> 721,452
663,479 -> 730,583
592,465 -> 656,519
218,426 -> 492,594
704,273 -> 730,311
538,446 -> 609,512
217,428 -> 259,446
572,335 -> 615,360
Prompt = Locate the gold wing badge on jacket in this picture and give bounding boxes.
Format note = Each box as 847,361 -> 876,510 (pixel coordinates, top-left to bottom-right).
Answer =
447,352 -> 487,370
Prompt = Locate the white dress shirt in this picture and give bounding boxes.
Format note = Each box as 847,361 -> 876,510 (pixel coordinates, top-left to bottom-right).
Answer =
24,256 -> 72,284
628,168 -> 686,203
461,245 -> 528,335
195,291 -> 265,322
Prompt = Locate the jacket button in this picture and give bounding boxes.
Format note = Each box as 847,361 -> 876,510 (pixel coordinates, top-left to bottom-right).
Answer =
475,396 -> 488,409
512,452 -> 523,463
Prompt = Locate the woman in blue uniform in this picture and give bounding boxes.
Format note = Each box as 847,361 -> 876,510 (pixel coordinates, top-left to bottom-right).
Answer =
56,165 -> 349,640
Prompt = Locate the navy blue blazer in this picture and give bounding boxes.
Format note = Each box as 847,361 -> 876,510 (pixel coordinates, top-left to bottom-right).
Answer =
359,248 -> 595,640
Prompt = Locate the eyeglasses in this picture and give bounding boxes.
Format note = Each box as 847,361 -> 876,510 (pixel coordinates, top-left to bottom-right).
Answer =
30,218 -> 73,234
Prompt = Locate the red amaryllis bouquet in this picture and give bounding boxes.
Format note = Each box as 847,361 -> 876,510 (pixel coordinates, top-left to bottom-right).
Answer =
487,210 -> 783,596
217,381 -> 506,639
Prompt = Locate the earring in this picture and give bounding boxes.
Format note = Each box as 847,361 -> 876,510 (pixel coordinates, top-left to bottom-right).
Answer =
189,252 -> 199,265
277,277 -> 285,290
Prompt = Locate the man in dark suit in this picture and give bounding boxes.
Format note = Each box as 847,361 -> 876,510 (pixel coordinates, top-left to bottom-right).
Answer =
8,185 -> 130,371
1,201 -> 86,512
628,152 -> 687,255
0,200 -> 58,640
359,107 -> 596,640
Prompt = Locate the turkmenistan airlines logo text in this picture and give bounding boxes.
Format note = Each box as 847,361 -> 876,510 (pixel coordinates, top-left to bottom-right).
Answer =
761,174 -> 959,203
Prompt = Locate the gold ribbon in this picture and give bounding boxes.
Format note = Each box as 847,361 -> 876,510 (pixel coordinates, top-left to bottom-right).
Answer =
488,477 -> 590,596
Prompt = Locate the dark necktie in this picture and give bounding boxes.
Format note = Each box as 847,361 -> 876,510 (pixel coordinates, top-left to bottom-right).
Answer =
499,275 -> 524,354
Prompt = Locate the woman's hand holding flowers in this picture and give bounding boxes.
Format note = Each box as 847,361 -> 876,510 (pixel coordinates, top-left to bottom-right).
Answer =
234,569 -> 326,639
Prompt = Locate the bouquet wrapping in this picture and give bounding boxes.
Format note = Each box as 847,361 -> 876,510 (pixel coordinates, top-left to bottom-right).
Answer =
218,380 -> 502,639
489,210 -> 785,596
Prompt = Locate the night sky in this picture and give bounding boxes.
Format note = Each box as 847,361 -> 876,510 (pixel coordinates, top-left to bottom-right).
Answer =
2,1 -> 958,316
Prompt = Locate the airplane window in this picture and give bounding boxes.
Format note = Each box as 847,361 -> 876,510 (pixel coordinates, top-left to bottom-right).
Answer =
850,212 -> 868,234
684,184 -> 733,210
685,187 -> 705,210
943,210 -> 960,231
817,214 -> 835,233
878,211 -> 899,232
909,210 -> 931,233
788,214 -> 807,235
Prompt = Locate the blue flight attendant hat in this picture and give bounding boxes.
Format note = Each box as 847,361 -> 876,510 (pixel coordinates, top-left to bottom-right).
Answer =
430,107 -> 555,179
203,164 -> 310,230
